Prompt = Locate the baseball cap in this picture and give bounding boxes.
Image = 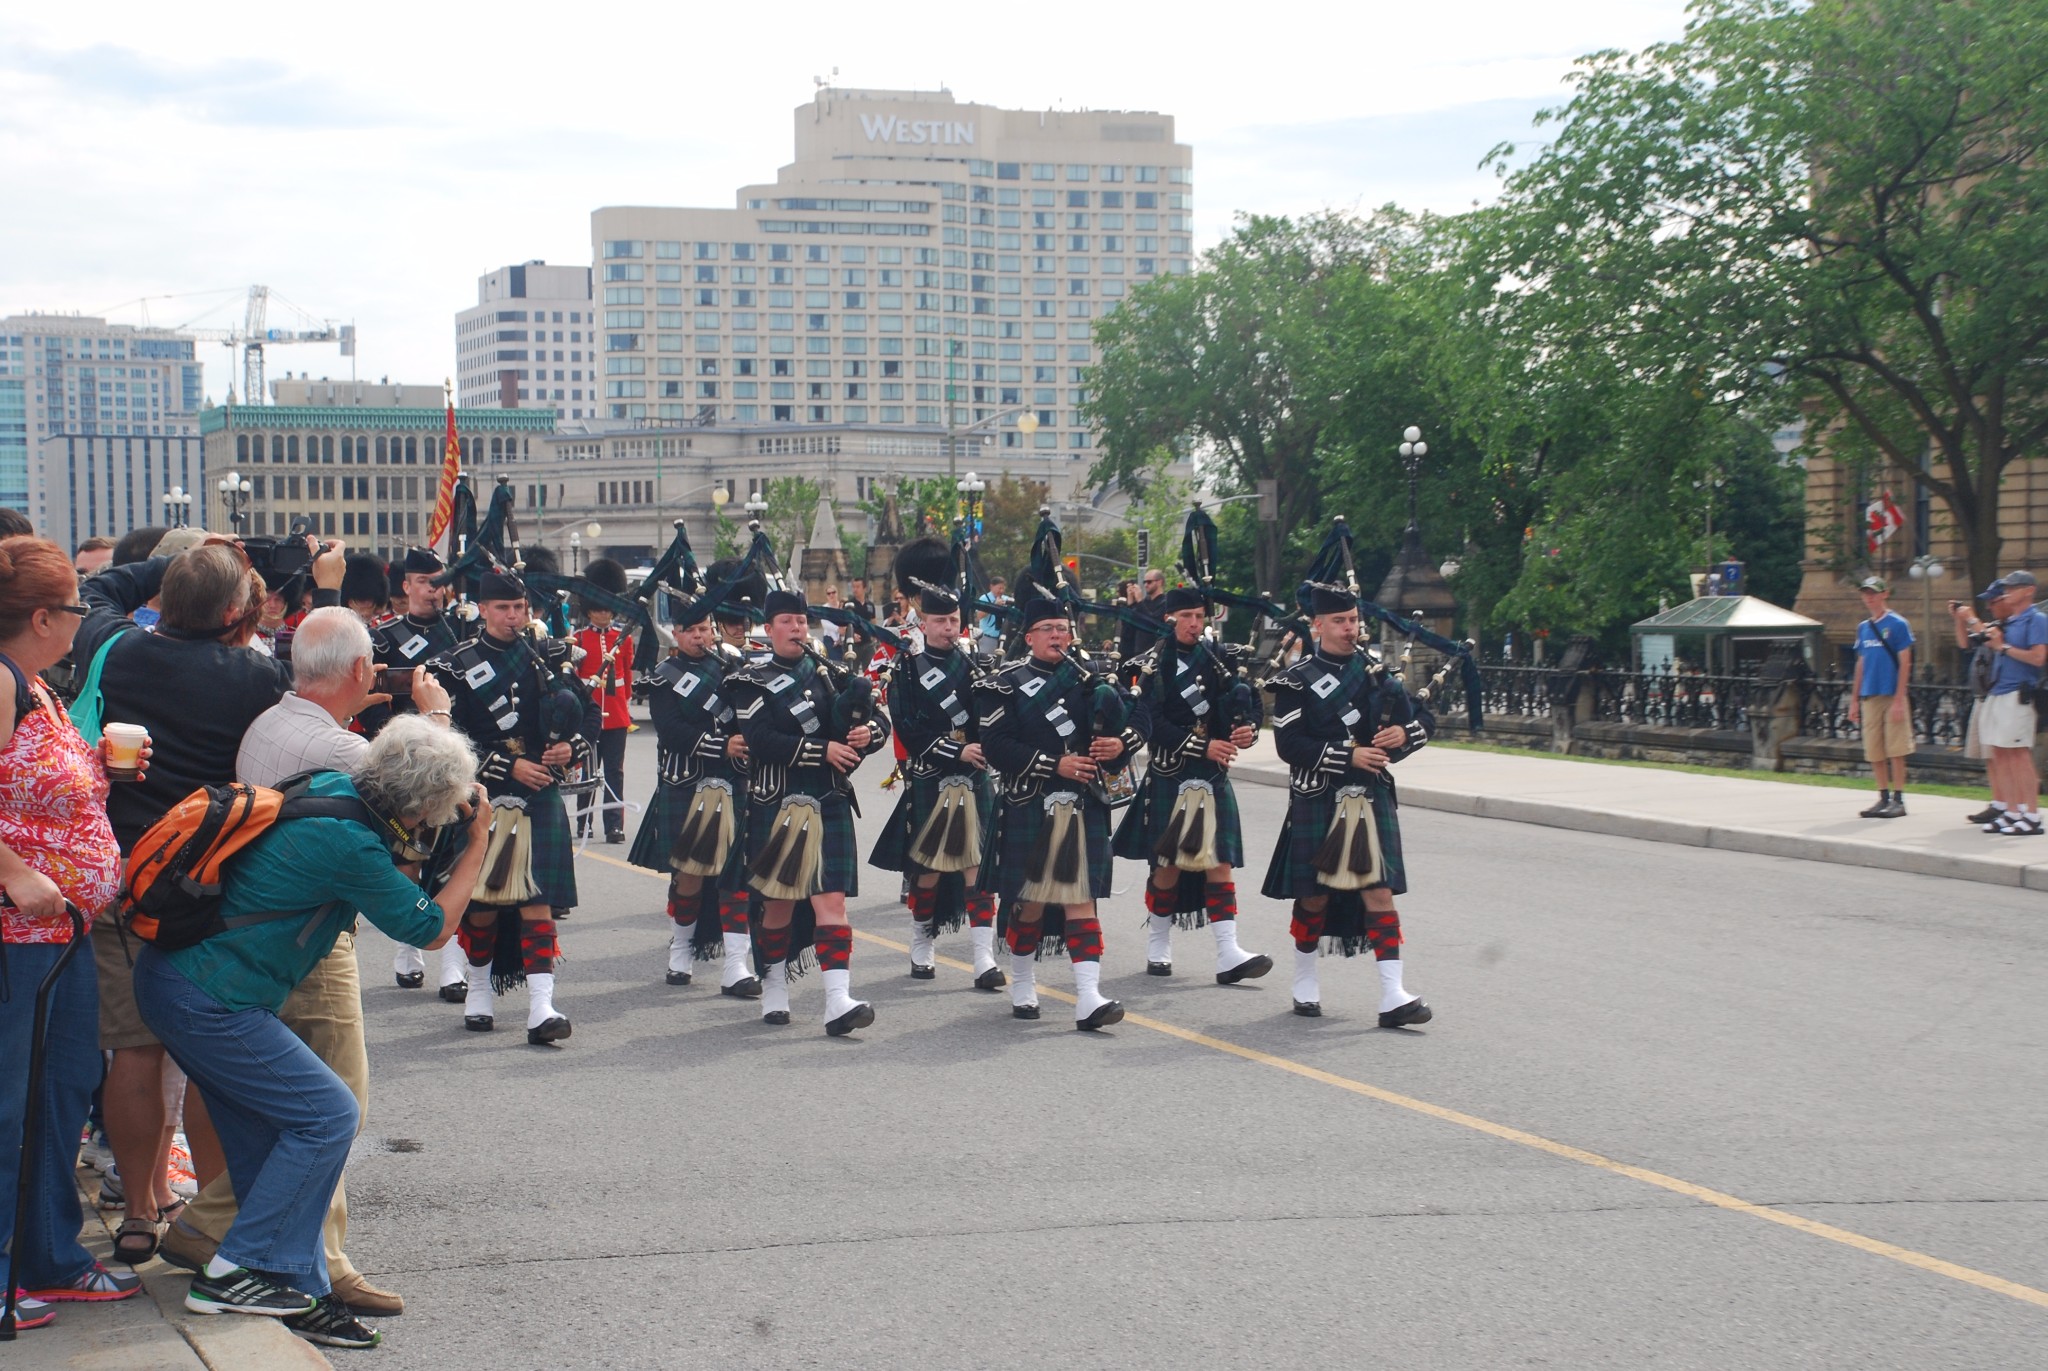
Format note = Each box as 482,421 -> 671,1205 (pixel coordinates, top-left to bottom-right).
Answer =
2003,569 -> 2036,589
1857,575 -> 1887,593
1980,578 -> 2008,600
153,527 -> 210,556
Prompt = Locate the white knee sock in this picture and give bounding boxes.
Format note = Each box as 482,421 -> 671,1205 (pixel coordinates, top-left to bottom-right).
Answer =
1146,913 -> 1174,964
527,972 -> 559,1028
464,962 -> 495,1018
970,925 -> 998,974
822,967 -> 860,1020
1072,960 -> 1112,1020
1376,959 -> 1414,1014
1010,952 -> 1038,1008
668,922 -> 696,975
761,961 -> 790,1018
909,918 -> 936,968
393,944 -> 424,977
1292,948 -> 1320,1005
438,938 -> 466,987
722,931 -> 754,988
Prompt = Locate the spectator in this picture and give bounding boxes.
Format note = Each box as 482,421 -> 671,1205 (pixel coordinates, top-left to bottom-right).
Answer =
109,526 -> 167,568
133,718 -> 490,1347
0,509 -> 31,539
70,538 -> 344,1259
1953,598 -> 1999,819
165,608 -> 447,1319
1966,571 -> 2047,834
73,536 -> 115,579
975,576 -> 1010,653
845,577 -> 877,666
0,536 -> 143,1322
1118,568 -> 1167,660
1847,576 -> 1913,818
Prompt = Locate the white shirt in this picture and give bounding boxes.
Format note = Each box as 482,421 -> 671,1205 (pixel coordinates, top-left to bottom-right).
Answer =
237,692 -> 369,789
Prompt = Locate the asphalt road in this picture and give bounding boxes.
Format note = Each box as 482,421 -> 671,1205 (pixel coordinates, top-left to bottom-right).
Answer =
336,723 -> 2048,1369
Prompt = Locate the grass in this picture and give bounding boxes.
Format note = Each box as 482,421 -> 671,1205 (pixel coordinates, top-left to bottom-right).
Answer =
1432,738 -> 1992,802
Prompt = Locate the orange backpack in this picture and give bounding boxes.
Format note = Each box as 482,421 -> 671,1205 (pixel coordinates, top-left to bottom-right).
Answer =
120,773 -> 378,950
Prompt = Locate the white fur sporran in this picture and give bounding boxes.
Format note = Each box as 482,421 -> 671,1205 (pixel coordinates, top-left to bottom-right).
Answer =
1310,785 -> 1383,891
474,797 -> 541,905
1021,790 -> 1092,906
670,778 -> 736,877
1154,778 -> 1220,873
748,795 -> 824,901
909,775 -> 981,873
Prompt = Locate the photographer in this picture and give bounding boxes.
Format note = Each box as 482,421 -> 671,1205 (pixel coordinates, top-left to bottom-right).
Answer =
73,536 -> 345,1262
1956,572 -> 2047,834
133,717 -> 490,1348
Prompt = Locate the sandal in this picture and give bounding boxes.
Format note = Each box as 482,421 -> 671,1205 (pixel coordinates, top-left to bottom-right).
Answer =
155,1198 -> 187,1225
112,1216 -> 162,1264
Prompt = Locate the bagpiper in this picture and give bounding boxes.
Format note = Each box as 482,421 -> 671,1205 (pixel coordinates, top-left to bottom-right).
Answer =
1260,521 -> 1434,1025
429,568 -> 593,1045
727,581 -> 892,1034
626,538 -> 762,998
572,557 -> 636,844
1112,582 -> 1272,985
372,546 -> 473,997
977,526 -> 1148,1030
868,536 -> 1004,988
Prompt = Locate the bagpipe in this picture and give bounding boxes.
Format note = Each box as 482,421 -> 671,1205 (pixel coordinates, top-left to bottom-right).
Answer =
741,522 -> 884,750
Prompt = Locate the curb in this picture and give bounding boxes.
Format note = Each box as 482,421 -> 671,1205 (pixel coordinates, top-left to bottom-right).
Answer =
1231,763 -> 2048,891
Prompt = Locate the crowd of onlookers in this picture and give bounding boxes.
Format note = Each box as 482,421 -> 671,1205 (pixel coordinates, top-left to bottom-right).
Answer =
1,515 -> 487,1351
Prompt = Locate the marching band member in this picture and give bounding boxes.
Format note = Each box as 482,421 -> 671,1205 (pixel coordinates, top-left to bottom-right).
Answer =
572,558 -> 635,844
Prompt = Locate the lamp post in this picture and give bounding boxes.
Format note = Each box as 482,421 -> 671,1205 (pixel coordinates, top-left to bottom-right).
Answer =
947,406 -> 1038,483
1397,426 -> 1429,534
568,531 -> 581,574
162,486 -> 191,528
1907,552 -> 1946,681
217,471 -> 252,531
955,469 -> 987,542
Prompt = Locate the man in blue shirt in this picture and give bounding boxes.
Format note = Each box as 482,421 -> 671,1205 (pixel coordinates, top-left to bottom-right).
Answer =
1971,570 -> 2047,834
1849,576 -> 1914,818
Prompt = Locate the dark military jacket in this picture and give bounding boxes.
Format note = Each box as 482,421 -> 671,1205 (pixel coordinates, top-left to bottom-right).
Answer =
976,653 -> 1146,804
648,649 -> 743,789
430,629 -> 592,796
727,651 -> 890,804
1268,646 -> 1431,797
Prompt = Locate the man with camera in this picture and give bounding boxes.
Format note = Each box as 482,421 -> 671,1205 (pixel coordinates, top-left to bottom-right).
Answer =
1953,571 -> 2047,834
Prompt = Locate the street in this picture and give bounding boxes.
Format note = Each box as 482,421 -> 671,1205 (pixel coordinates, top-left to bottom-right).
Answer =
338,725 -> 2048,1369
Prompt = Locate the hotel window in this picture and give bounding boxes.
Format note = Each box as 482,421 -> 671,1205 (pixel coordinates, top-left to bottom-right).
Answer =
1065,165 -> 1090,181
694,242 -> 719,259
1102,166 -> 1125,183
1136,167 -> 1160,183
732,243 -> 756,260
1031,163 -> 1053,180
656,241 -> 682,258
604,240 -> 642,258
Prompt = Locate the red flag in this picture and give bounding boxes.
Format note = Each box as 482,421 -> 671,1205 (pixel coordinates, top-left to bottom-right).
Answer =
1865,489 -> 1905,555
427,392 -> 461,549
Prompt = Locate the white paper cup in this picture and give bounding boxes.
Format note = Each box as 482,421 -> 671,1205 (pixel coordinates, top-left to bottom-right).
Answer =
103,722 -> 149,781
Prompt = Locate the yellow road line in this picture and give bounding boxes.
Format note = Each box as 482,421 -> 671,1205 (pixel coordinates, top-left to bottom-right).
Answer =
578,848 -> 2048,1310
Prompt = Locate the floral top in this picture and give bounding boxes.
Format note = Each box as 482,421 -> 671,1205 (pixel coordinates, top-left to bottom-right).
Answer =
0,673 -> 121,943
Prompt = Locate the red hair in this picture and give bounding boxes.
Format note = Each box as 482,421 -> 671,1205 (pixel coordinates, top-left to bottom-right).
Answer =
0,536 -> 78,639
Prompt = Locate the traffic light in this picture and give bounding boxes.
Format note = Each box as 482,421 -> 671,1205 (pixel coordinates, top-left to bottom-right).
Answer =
1136,529 -> 1150,568
1065,557 -> 1079,574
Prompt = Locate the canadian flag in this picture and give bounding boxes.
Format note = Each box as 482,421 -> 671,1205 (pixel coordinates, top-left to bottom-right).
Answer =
1865,489 -> 1905,555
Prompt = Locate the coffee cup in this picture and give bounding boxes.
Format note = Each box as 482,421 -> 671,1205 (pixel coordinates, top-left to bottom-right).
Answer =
103,722 -> 149,782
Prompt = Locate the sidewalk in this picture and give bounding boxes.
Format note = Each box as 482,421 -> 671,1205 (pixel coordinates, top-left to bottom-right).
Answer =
1234,745 -> 2048,890
8,1167 -> 327,1370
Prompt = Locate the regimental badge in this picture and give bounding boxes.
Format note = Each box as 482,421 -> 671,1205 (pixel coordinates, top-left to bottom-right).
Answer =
769,673 -> 796,694
674,672 -> 701,697
1310,671 -> 1339,698
464,661 -> 496,690
399,634 -> 428,660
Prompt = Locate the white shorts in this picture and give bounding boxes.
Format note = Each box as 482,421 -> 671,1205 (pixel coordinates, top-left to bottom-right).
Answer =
1977,691 -> 2039,751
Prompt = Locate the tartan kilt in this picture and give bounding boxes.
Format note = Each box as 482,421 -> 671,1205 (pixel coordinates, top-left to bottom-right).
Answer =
981,788 -> 1115,902
629,779 -> 749,890
869,768 -> 995,875
745,787 -> 859,897
522,783 -> 579,909
1112,762 -> 1244,869
1260,781 -> 1405,900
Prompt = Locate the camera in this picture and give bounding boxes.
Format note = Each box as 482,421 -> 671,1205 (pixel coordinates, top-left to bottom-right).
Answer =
1968,628 -> 1993,647
239,517 -> 331,590
374,666 -> 415,696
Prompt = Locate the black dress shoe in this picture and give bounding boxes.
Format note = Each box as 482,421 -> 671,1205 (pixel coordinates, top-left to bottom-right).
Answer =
1216,953 -> 1273,985
909,963 -> 937,980
439,982 -> 467,1003
1012,1003 -> 1041,1020
1293,1000 -> 1322,1018
722,977 -> 763,999
762,1009 -> 791,1026
1967,805 -> 2001,825
1859,798 -> 1890,818
1077,999 -> 1125,1031
974,965 -> 1008,991
395,972 -> 424,989
1378,997 -> 1433,1028
527,1015 -> 572,1045
825,1001 -> 876,1036
665,970 -> 692,986
464,1014 -> 494,1032
605,832 -> 625,845
1146,961 -> 1173,977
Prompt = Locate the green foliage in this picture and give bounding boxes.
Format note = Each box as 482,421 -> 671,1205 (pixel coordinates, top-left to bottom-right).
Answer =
859,476 -> 960,541
760,476 -> 821,573
973,473 -> 1050,590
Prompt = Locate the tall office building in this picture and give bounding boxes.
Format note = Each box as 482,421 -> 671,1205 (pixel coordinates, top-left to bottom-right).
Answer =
589,88 -> 1193,461
0,314 -> 206,536
455,262 -> 598,417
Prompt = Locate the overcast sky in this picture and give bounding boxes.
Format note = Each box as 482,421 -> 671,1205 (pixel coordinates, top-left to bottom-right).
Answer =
1,1 -> 1690,403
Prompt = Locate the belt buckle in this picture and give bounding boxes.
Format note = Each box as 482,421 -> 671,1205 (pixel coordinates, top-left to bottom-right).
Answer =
506,739 -> 526,756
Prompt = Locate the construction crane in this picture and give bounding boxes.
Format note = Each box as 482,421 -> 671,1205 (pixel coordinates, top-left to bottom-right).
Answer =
102,285 -> 353,403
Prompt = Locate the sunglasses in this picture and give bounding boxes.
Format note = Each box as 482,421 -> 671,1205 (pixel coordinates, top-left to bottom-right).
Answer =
48,603 -> 88,617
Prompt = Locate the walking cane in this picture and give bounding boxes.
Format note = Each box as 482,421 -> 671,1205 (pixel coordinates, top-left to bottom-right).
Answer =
0,899 -> 88,1341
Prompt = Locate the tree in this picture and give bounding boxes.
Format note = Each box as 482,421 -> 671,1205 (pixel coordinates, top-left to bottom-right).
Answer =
1086,214 -> 1372,593
1476,0 -> 2048,597
760,475 -> 820,575
973,473 -> 1050,589
860,476 -> 959,541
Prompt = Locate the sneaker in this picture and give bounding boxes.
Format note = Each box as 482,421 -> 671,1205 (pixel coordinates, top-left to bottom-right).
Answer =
167,1133 -> 198,1200
3,1293 -> 57,1329
96,1163 -> 124,1210
285,1298 -> 383,1349
1877,798 -> 1907,819
185,1267 -> 316,1317
26,1260 -> 141,1303
1966,805 -> 2001,825
78,1126 -> 114,1175
1859,797 -> 1891,818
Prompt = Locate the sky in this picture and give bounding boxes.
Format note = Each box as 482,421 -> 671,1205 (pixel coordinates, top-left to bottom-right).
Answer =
0,1 -> 1692,404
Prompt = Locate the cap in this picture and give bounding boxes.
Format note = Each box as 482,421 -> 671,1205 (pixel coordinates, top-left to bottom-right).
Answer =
763,588 -> 808,620
401,546 -> 444,576
2003,569 -> 2036,589
478,570 -> 526,603
1305,581 -> 1358,616
1856,575 -> 1888,593
153,527 -> 209,557
1161,585 -> 1206,615
1022,596 -> 1067,629
1980,578 -> 2008,600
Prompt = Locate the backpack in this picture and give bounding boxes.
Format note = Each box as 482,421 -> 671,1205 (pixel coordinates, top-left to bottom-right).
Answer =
119,772 -> 380,951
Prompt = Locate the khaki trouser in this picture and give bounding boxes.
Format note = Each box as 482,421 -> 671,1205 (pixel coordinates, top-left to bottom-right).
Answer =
183,931 -> 368,1284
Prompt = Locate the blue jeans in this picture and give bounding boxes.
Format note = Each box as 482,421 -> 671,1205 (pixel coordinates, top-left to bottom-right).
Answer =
0,939 -> 100,1293
132,946 -> 356,1295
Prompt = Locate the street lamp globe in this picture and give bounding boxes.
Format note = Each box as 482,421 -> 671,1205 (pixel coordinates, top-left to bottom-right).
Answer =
1403,426 -> 1422,444
1016,412 -> 1040,436
711,486 -> 730,506
585,522 -> 603,540
1908,558 -> 1946,580
1440,557 -> 1462,579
